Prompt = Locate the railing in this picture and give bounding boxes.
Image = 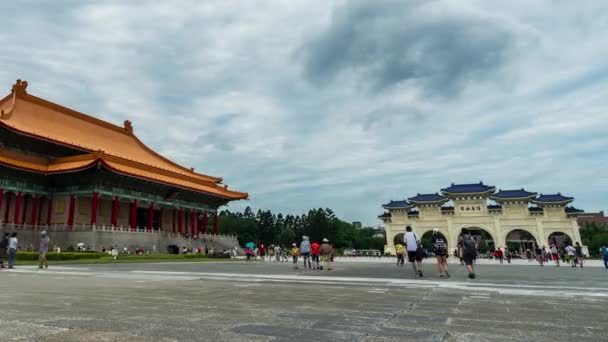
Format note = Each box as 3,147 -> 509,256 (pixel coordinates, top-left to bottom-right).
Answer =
0,223 -> 237,240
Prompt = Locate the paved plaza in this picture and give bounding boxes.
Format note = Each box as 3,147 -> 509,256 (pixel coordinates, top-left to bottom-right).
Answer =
0,261 -> 607,341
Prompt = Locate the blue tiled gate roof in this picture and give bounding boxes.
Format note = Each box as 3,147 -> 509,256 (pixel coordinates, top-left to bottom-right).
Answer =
382,200 -> 411,209
407,193 -> 447,202
491,189 -> 537,199
533,193 -> 574,203
441,182 -> 496,194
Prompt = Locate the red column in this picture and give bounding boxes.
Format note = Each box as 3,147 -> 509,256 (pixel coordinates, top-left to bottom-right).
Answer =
148,203 -> 154,231
46,197 -> 53,225
3,193 -> 11,224
67,195 -> 75,228
20,194 -> 28,225
213,211 -> 219,234
30,194 -> 39,226
111,196 -> 119,226
202,211 -> 208,234
13,191 -> 22,224
90,192 -> 99,225
178,207 -> 183,235
0,190 -> 4,219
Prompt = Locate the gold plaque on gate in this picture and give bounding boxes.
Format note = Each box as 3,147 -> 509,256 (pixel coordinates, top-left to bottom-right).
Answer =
54,198 -> 65,214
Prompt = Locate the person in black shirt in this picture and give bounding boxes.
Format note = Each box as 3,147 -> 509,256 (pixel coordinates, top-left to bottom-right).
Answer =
431,229 -> 449,278
574,242 -> 584,268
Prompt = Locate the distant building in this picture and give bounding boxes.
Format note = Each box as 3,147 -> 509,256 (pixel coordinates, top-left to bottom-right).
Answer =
577,211 -> 608,227
373,227 -> 385,238
352,221 -> 363,229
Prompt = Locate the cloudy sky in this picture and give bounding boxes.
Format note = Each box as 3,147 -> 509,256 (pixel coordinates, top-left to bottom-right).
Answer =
1,0 -> 607,225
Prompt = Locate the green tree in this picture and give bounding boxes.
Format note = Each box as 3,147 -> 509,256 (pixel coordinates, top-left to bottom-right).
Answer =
279,228 -> 296,247
220,207 -> 383,251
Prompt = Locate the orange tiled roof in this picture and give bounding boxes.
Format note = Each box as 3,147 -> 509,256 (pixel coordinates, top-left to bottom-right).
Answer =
0,80 -> 248,200
0,148 -> 98,174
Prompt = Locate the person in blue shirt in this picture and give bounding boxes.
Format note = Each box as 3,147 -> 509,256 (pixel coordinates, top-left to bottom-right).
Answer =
600,245 -> 608,269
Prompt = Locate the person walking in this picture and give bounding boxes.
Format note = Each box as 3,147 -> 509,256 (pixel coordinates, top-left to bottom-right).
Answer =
282,246 -> 289,262
258,244 -> 266,262
494,248 -> 504,264
395,242 -> 405,267
504,248 -> 512,264
8,232 -> 18,269
274,245 -> 282,262
245,243 -> 254,261
536,245 -> 545,267
600,244 -> 608,269
550,244 -> 560,267
456,239 -> 464,265
310,240 -> 321,270
565,243 -> 576,267
38,231 -> 50,269
462,231 -> 477,279
574,242 -> 584,268
432,229 -> 449,278
300,236 -> 312,270
404,226 -> 423,277
320,238 -> 333,271
0,232 -> 8,269
291,243 -> 299,269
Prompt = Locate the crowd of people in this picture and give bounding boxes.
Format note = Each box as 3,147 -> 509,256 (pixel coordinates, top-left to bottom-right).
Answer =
487,242 -> 590,268
395,226 -> 608,279
0,231 -> 49,269
243,236 -> 336,271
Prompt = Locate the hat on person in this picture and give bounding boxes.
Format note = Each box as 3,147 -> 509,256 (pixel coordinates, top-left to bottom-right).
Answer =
322,238 -> 329,242
40,230 -> 47,236
292,243 -> 296,247
432,228 -> 439,233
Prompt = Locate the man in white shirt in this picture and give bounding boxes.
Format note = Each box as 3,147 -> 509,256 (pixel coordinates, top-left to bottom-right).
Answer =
403,226 -> 423,277
8,232 -> 18,269
565,244 -> 576,267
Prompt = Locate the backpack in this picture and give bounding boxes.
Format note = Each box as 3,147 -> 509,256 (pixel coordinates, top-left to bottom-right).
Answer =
463,237 -> 476,255
434,239 -> 447,254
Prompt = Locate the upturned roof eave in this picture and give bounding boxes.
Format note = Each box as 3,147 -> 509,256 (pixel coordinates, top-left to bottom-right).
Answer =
0,80 -> 226,184
0,149 -> 248,201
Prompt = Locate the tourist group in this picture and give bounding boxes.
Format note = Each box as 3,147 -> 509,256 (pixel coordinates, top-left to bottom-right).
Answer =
243,236 -> 335,271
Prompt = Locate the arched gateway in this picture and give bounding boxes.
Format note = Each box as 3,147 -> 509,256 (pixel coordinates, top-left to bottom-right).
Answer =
379,183 -> 585,255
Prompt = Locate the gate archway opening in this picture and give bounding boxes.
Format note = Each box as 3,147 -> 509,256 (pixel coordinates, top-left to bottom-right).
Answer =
420,230 -> 448,252
548,232 -> 573,249
506,229 -> 537,254
459,227 -> 495,253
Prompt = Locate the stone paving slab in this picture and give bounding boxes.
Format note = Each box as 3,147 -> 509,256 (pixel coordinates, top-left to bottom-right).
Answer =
0,262 -> 607,341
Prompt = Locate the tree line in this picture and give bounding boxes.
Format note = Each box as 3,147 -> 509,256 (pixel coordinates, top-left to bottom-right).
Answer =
581,222 -> 608,257
219,207 -> 385,251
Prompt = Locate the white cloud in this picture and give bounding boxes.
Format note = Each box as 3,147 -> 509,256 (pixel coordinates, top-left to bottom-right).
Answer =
0,0 -> 606,225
